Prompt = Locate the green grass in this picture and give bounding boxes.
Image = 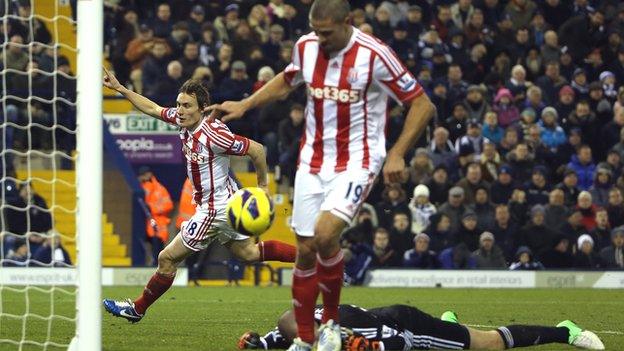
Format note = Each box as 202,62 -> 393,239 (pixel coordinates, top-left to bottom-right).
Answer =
0,287 -> 622,350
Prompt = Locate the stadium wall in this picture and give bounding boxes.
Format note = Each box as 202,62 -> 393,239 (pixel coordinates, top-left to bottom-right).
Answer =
280,269 -> 624,289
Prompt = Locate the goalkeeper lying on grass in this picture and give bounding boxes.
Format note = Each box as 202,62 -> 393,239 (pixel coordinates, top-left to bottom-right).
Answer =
238,304 -> 604,350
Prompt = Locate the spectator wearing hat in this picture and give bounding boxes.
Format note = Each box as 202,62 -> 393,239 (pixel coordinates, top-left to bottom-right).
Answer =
425,165 -> 453,207
517,204 -> 559,258
407,148 -> 434,189
574,234 -> 603,269
429,127 -> 458,173
510,246 -> 544,270
525,165 -> 551,206
556,169 -> 581,208
455,119 -> 488,167
600,226 -> 624,269
607,188 -> 624,228
444,101 -> 469,143
570,68 -> 590,99
590,208 -> 611,251
376,184 -> 410,229
538,106 -> 566,150
543,187 -> 569,232
567,145 -> 596,191
454,210 -> 481,251
576,191 -> 598,232
455,162 -> 491,205
472,231 -> 507,269
600,70 -> 617,102
540,235 -> 575,269
403,233 -> 439,269
588,81 -> 612,126
187,5 -> 206,41
590,167 -> 613,207
389,21 -> 418,70
490,164 -> 515,205
423,213 -> 453,253
464,85 -> 490,120
409,184 -> 437,234
554,85 -> 576,121
213,3 -> 241,43
482,111 -> 504,145
506,142 -> 534,184
438,186 -> 471,235
493,88 -> 520,128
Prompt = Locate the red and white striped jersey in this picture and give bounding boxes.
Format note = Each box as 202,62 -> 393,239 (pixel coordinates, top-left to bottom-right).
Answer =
160,108 -> 250,210
283,27 -> 424,175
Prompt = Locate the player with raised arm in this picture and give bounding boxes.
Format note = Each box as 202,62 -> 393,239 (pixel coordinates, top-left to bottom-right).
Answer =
205,1 -> 435,350
237,304 -> 605,350
101,69 -> 296,322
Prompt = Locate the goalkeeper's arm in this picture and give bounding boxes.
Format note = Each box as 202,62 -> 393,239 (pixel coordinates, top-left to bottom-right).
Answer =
103,67 -> 164,119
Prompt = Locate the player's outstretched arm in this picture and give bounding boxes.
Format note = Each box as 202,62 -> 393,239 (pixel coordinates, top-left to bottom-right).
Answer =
103,67 -> 164,119
205,72 -> 294,122
246,140 -> 269,194
383,93 -> 435,184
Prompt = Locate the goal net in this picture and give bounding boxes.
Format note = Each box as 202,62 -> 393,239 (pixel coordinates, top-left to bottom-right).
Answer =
0,0 -> 102,350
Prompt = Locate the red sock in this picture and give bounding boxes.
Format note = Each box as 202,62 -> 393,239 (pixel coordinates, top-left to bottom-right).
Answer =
259,240 -> 296,262
292,267 -> 319,344
316,250 -> 344,324
133,272 -> 175,315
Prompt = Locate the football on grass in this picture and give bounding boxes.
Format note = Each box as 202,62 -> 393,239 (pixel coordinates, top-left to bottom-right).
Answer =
226,187 -> 275,236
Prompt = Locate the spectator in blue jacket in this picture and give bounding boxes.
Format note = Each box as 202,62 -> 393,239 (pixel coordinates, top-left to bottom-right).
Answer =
403,233 -> 439,269
509,246 -> 545,270
539,106 -> 566,150
438,243 -> 476,269
566,145 -> 597,190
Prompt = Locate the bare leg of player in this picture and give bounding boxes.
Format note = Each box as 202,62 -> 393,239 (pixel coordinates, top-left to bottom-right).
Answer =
133,234 -> 193,314
103,233 -> 194,322
227,238 -> 296,263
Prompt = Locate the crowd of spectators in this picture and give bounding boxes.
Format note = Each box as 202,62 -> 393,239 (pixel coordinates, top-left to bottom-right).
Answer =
104,0 -> 624,277
5,0 -> 624,274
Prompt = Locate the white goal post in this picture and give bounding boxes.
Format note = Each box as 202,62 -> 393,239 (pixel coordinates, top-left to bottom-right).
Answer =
76,0 -> 103,349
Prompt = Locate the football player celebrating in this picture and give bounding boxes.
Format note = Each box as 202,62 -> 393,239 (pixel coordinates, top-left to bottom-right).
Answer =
102,69 -> 296,322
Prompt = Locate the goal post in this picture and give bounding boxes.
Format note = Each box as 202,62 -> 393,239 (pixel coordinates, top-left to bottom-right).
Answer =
76,0 -> 103,349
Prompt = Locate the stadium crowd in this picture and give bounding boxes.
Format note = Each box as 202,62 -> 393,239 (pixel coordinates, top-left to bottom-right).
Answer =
3,0 -> 624,274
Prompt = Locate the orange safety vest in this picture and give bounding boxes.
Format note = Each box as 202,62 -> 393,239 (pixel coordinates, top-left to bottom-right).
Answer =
176,179 -> 196,230
142,177 -> 173,242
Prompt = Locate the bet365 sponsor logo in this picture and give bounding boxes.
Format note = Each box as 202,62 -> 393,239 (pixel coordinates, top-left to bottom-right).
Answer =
308,86 -> 361,103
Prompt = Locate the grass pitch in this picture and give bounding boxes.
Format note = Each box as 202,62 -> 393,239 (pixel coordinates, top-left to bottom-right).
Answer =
0,286 -> 622,350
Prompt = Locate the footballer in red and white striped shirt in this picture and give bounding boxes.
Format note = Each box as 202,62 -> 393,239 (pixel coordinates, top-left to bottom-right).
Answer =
101,71 -> 296,324
206,1 -> 435,349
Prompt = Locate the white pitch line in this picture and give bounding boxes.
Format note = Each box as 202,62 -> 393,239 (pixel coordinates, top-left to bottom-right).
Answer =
464,324 -> 624,336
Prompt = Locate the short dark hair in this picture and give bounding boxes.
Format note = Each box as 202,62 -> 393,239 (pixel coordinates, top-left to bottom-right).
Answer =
309,0 -> 350,23
179,79 -> 210,108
